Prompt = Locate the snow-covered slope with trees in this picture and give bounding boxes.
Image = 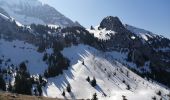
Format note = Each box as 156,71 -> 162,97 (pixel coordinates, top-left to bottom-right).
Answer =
125,24 -> 157,42
0,39 -> 52,75
0,37 -> 169,100
42,44 -> 170,100
0,1 -> 170,99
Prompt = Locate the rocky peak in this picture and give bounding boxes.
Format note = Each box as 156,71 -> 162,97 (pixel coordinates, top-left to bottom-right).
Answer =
99,16 -> 125,32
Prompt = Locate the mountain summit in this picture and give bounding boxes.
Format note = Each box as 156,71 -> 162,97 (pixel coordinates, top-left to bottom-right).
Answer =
100,16 -> 125,32
0,0 -> 80,27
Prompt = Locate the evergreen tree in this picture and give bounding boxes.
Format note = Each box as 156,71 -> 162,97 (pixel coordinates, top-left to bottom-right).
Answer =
92,93 -> 98,100
122,95 -> 127,100
127,71 -> 129,77
62,90 -> 65,96
91,77 -> 97,87
14,73 -> 32,95
126,84 -> 131,90
19,62 -> 27,72
152,96 -> 156,100
14,64 -> 32,95
39,74 -> 43,84
67,84 -> 71,92
122,79 -> 125,83
0,75 -> 6,91
82,61 -> 84,65
37,84 -> 42,96
90,26 -> 94,30
8,82 -> 13,92
157,90 -> 161,96
86,76 -> 90,82
43,53 -> 48,61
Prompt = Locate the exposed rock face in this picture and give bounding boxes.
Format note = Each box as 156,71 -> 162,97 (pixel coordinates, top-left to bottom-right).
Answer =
100,16 -> 125,32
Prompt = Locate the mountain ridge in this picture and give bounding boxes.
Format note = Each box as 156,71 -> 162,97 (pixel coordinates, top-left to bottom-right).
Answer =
0,0 -> 80,27
0,1 -> 170,100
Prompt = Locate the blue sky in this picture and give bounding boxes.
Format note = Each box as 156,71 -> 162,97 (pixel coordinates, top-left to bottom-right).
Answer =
40,0 -> 170,38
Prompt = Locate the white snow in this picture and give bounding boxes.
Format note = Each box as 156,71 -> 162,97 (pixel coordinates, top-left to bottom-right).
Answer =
125,24 -> 157,42
131,36 -> 136,40
0,4 -> 45,25
0,39 -> 169,99
42,44 -> 170,100
0,12 -> 9,20
87,26 -> 116,40
0,39 -> 48,75
47,24 -> 60,29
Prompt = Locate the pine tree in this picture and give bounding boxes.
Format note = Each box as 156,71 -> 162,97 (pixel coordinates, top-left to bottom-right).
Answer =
14,73 -> 32,95
152,96 -> 156,100
0,75 -> 6,91
62,90 -> 65,96
39,74 -> 43,84
14,65 -> 32,95
122,95 -> 127,100
43,53 -> 48,61
91,77 -> 97,87
37,84 -> 42,96
127,71 -> 129,77
126,84 -> 131,90
86,76 -> 90,82
67,84 -> 71,92
157,90 -> 161,96
90,26 -> 94,30
8,82 -> 13,92
82,61 -> 84,65
92,93 -> 98,100
19,62 -> 27,72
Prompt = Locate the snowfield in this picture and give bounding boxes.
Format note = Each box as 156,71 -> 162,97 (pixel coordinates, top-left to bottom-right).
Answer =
42,44 -> 170,100
125,24 -> 157,42
0,39 -> 49,75
87,26 -> 116,40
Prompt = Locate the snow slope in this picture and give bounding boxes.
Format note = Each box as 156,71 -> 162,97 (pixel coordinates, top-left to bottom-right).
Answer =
0,39 -> 51,75
0,0 -> 78,27
42,44 -> 170,100
0,12 -> 9,20
125,24 -> 156,42
87,26 -> 116,40
0,38 -> 169,100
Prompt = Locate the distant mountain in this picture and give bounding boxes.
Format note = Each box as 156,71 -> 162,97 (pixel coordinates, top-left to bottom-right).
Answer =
0,4 -> 170,99
0,0 -> 80,27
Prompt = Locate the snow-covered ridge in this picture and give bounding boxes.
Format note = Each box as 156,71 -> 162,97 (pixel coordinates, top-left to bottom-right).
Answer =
0,0 -> 42,7
125,24 -> 157,41
0,0 -> 78,27
0,12 -> 9,20
87,26 -> 116,40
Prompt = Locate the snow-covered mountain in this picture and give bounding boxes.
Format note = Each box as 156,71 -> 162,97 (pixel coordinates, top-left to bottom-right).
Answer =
0,4 -> 170,100
0,38 -> 170,100
0,0 -> 80,27
125,24 -> 158,42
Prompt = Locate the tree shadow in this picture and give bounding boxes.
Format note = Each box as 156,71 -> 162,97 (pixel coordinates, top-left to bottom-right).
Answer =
43,47 -> 95,98
69,92 -> 76,100
95,84 -> 107,97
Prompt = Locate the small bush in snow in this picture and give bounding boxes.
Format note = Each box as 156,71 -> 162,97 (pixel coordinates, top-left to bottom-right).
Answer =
67,84 -> 71,92
91,77 -> 97,87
